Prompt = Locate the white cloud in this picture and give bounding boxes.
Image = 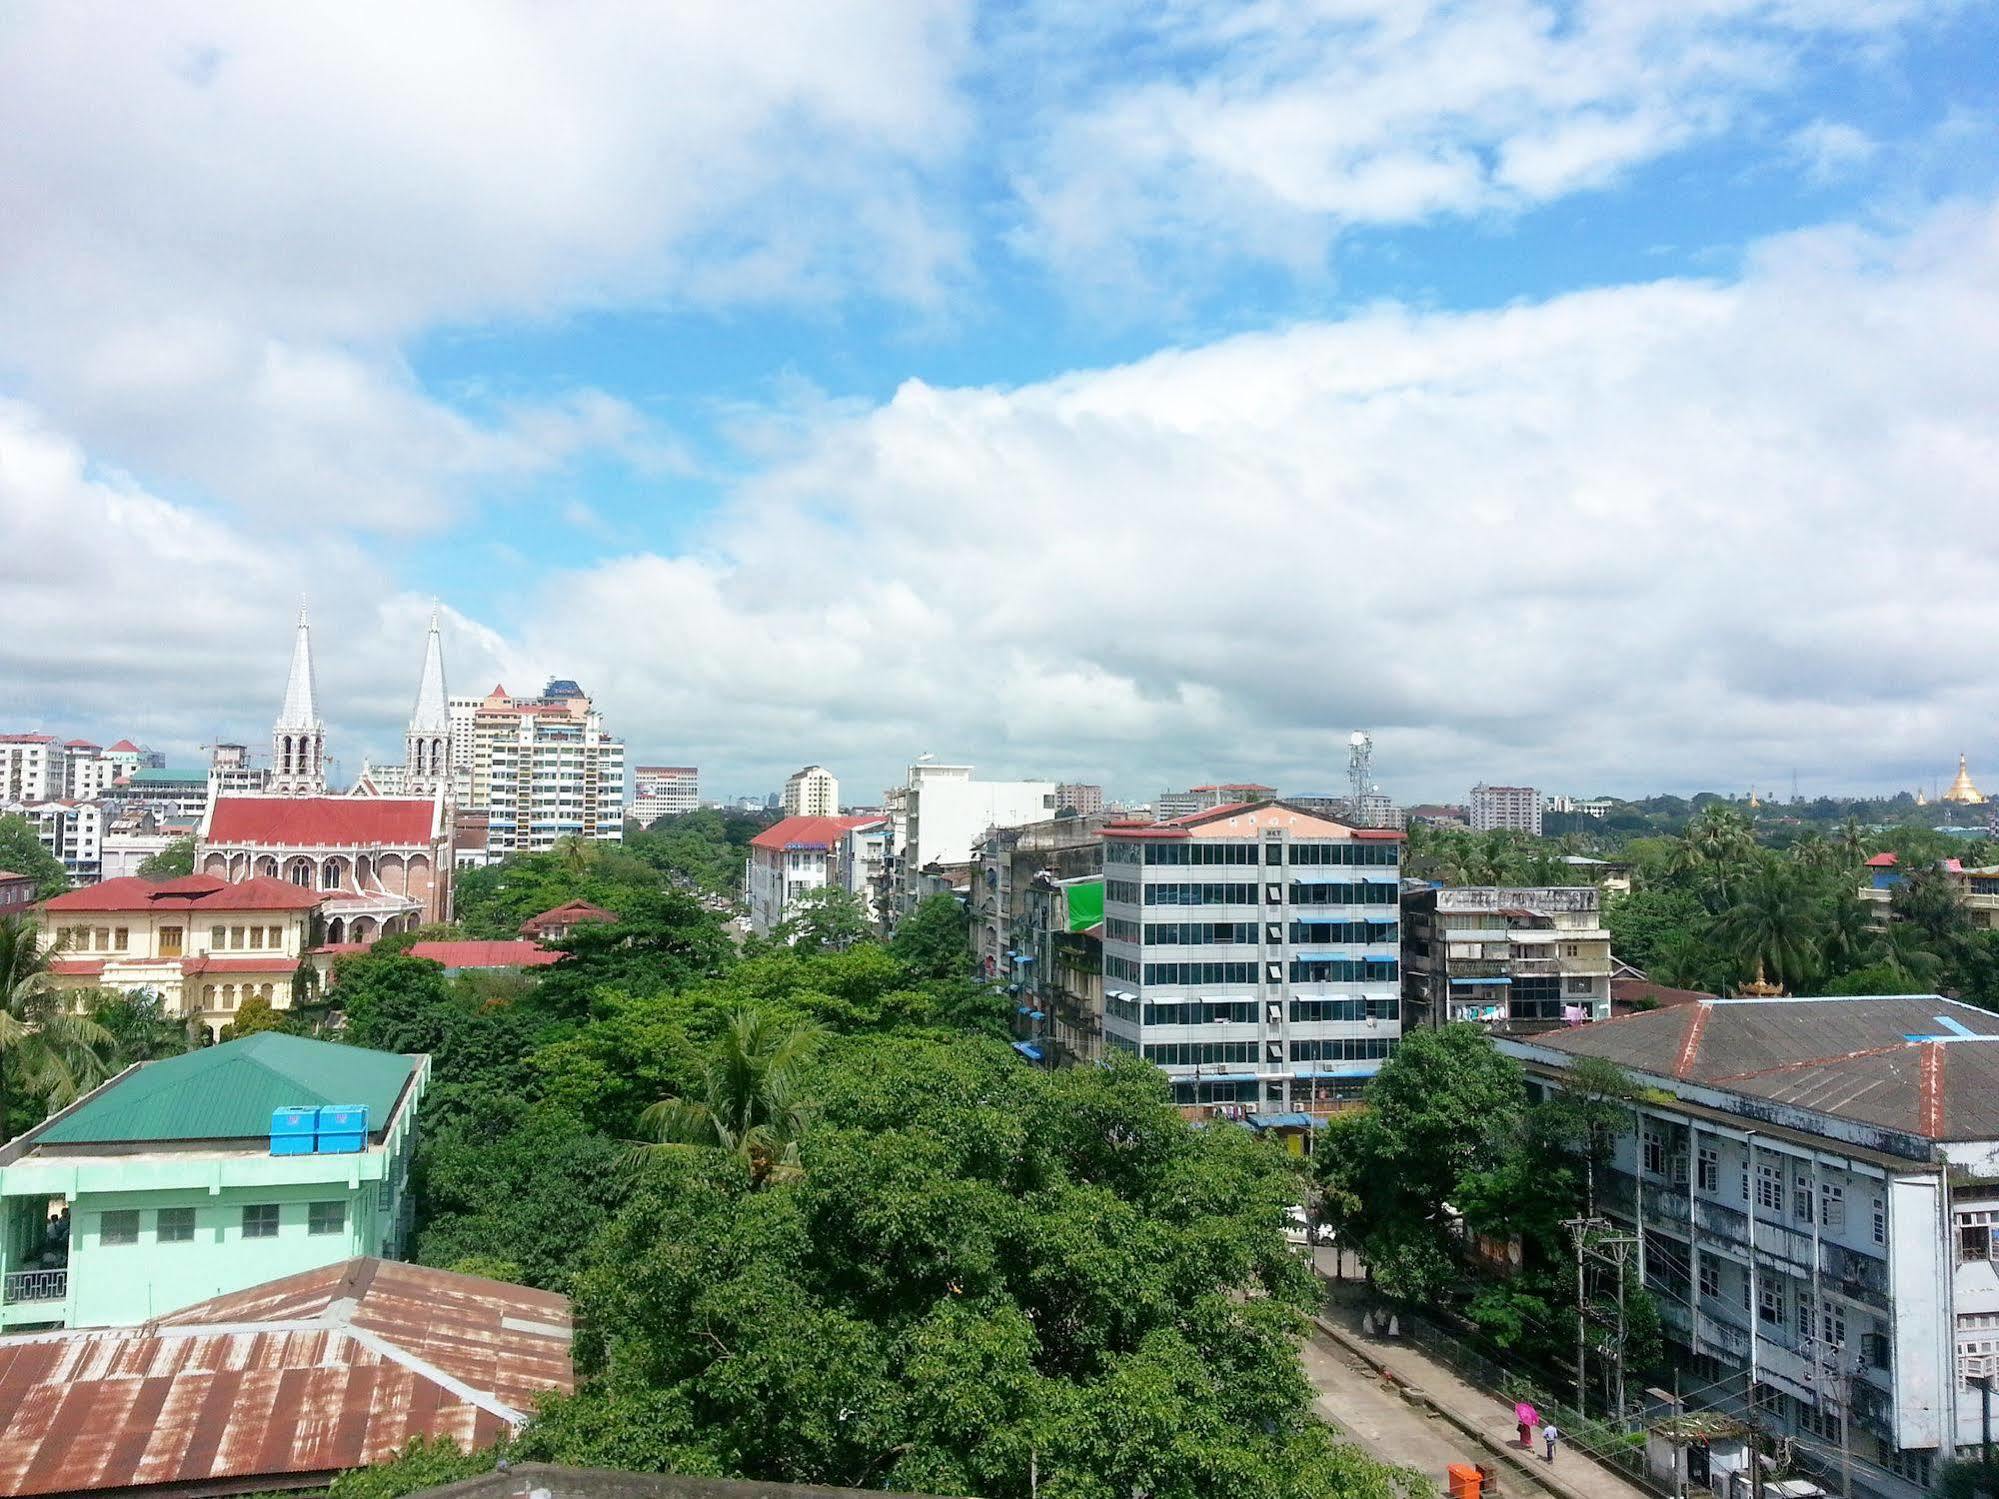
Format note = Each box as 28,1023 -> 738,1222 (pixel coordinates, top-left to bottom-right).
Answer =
493,198 -> 1999,801
0,0 -> 971,524
1003,0 -> 1927,295
1789,119 -> 1881,181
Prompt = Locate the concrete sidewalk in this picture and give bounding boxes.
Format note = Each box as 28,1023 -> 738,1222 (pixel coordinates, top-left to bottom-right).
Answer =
1307,1279 -> 1659,1499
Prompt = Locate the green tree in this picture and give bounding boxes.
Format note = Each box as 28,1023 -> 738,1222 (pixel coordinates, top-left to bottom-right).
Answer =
890,892 -> 972,980
534,887 -> 733,1019
0,815 -> 68,897
326,1435 -> 496,1499
638,1008 -> 826,1187
221,994 -> 298,1040
771,885 -> 871,954
135,837 -> 196,879
1715,860 -> 1823,991
0,915 -> 114,1141
88,989 -> 192,1062
1316,1024 -> 1527,1301
1532,1055 -> 1639,1215
1892,864 -> 1972,946
526,1038 -> 1414,1499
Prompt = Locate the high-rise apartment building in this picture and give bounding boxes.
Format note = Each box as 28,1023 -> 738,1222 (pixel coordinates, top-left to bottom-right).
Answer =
1468,783 -> 1542,836
1156,784 -> 1274,822
631,766 -> 699,826
1055,783 -> 1104,816
0,736 -> 60,804
884,759 -> 1057,920
782,765 -> 839,818
471,682 -> 625,853
1101,800 -> 1404,1113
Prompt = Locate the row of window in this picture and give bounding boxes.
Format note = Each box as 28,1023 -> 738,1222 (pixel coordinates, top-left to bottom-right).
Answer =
101,1201 -> 346,1244
1671,1142 -> 1889,1246
1138,1036 -> 1400,1067
1105,840 -> 1401,868
58,920 -> 287,952
1143,1000 -> 1255,1026
1291,959 -> 1400,983
1119,957 -> 1403,986
1142,922 -> 1260,946
1290,997 -> 1400,1023
198,982 -> 277,1011
1120,881 -> 1400,908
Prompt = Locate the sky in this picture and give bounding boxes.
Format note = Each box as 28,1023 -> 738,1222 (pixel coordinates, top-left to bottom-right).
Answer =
3,0 -> 1998,806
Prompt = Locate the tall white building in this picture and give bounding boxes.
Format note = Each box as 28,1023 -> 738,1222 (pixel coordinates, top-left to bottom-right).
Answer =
782,765 -> 839,818
4,800 -> 104,885
472,682 -> 625,853
889,759 -> 1057,918
0,736 -> 61,803
1101,800 -> 1404,1112
1502,996 -> 1999,1499
631,766 -> 698,825
1469,783 -> 1542,836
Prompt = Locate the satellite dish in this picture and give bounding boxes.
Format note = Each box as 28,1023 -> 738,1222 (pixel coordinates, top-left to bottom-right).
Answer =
1349,730 -> 1368,747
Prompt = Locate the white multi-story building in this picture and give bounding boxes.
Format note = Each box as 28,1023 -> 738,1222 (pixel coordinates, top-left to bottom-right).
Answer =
1401,885 -> 1613,1028
60,742 -> 119,802
887,760 -> 1057,918
745,814 -> 887,937
631,766 -> 699,826
204,743 -> 268,801
1101,800 -> 1404,1113
1469,783 -> 1542,835
100,808 -> 190,880
5,800 -> 104,885
469,681 -> 625,852
1545,793 -> 1613,818
0,736 -> 61,804
782,765 -> 839,819
1503,996 -> 1999,1499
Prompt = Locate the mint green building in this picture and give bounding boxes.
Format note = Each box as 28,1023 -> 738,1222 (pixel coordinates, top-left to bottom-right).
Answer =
0,1032 -> 427,1329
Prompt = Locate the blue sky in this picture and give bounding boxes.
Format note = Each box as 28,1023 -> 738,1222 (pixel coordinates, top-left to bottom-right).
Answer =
3,1 -> 1999,803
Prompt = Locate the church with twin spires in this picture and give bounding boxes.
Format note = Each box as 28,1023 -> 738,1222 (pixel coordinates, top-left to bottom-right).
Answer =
194,607 -> 456,939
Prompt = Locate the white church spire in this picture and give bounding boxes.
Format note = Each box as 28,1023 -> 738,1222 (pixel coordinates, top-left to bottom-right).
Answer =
271,601 -> 326,794
404,608 -> 453,797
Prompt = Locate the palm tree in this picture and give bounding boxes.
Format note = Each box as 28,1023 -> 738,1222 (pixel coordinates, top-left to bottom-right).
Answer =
0,916 -> 115,1143
1835,816 -> 1867,867
1716,862 -> 1823,994
637,1008 -> 827,1187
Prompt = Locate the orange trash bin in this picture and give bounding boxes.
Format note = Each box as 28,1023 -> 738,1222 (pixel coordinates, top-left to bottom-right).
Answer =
1446,1462 -> 1483,1499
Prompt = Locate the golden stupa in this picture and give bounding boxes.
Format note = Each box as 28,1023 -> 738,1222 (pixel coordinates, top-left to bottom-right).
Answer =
1941,752 -> 1986,805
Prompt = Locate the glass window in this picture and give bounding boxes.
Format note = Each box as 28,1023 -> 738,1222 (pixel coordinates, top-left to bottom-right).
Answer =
229,926 -> 245,950
157,1207 -> 195,1242
210,925 -> 226,949
113,927 -> 128,951
159,926 -> 183,957
1873,1197 -> 1887,1245
100,1209 -> 140,1245
1758,1282 -> 1784,1325
308,1201 -> 346,1236
1755,1162 -> 1784,1213
1697,1145 -> 1720,1194
1698,1256 -> 1720,1300
241,1204 -> 280,1238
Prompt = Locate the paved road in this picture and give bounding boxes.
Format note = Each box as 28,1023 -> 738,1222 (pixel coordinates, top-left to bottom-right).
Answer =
1303,1326 -> 1528,1491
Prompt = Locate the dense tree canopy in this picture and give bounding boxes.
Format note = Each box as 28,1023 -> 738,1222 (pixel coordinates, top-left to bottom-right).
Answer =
0,815 -> 68,898
136,836 -> 196,879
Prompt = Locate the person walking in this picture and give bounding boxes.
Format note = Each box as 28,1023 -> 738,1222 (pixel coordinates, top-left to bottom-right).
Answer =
1543,1422 -> 1561,1463
1515,1401 -> 1539,1449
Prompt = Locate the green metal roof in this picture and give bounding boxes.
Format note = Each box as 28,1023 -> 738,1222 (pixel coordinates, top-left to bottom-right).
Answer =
37,1033 -> 419,1145
1065,877 -> 1104,933
127,767 -> 208,784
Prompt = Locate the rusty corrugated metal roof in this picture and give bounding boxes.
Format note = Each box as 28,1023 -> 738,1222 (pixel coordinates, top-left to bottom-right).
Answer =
0,1259 -> 571,1496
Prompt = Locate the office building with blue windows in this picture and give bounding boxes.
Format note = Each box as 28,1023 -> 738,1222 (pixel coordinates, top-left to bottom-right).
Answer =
1099,800 -> 1404,1113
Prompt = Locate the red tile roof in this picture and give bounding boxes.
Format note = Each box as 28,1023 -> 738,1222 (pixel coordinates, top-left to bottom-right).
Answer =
180,955 -> 303,976
1864,853 -> 1898,867
62,739 -> 99,749
40,876 -> 324,915
0,734 -> 53,744
107,740 -> 141,752
0,872 -> 27,883
748,814 -> 883,853
205,796 -> 438,847
518,899 -> 618,936
47,958 -> 105,978
0,1258 -> 571,1497
407,940 -> 562,969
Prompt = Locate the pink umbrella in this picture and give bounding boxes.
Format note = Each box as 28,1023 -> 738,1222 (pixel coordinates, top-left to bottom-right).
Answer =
1515,1402 -> 1539,1427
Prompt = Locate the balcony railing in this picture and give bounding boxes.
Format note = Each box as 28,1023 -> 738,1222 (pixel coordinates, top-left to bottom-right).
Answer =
3,1268 -> 67,1303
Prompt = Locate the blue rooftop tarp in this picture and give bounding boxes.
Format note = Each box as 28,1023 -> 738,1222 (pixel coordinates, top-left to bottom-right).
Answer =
1244,1112 -> 1315,1130
1450,975 -> 1511,985
1010,1041 -> 1045,1062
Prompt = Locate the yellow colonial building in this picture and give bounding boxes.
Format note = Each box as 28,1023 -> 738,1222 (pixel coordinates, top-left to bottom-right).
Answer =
38,874 -> 326,1040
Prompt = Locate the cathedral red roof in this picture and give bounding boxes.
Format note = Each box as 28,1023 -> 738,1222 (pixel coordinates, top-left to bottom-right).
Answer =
206,797 -> 438,848
749,815 -> 883,853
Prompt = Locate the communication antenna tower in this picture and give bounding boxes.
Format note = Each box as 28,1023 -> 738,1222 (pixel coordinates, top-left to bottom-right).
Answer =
1347,731 -> 1373,822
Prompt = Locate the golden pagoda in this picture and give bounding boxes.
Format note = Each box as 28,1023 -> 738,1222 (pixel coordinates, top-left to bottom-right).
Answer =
1941,753 -> 1986,805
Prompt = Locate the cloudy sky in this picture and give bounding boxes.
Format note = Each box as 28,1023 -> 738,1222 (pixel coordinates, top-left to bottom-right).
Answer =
3,1 -> 1997,805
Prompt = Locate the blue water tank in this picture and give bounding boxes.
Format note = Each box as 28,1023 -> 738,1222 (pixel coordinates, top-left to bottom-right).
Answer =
271,1106 -> 319,1155
317,1104 -> 368,1134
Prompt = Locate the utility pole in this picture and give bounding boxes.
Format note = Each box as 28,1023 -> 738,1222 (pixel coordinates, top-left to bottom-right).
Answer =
1836,1346 -> 1854,1499
1563,1214 -> 1639,1425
